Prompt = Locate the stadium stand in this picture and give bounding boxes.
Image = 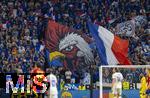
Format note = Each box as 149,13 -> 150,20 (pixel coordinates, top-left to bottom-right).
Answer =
0,0 -> 149,94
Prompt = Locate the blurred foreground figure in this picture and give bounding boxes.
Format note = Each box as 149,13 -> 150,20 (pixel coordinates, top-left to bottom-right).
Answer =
46,69 -> 58,98
139,73 -> 147,98
112,68 -> 124,98
146,69 -> 150,98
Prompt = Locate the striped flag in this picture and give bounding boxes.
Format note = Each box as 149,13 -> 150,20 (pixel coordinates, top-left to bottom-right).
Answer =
88,22 -> 131,65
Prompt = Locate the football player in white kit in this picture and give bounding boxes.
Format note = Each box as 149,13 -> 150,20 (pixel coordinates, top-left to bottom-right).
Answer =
112,68 -> 123,98
46,69 -> 58,98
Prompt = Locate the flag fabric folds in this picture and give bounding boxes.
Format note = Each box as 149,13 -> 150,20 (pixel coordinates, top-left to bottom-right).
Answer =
45,20 -> 92,67
45,20 -> 72,52
88,22 -> 131,65
45,20 -> 91,52
44,20 -> 73,67
45,49 -> 64,67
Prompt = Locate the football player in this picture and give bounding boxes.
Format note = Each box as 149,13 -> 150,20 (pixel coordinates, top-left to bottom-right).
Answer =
112,68 -> 123,98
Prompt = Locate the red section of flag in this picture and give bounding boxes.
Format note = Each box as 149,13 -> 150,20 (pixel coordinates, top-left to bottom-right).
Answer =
112,36 -> 132,65
45,20 -> 92,52
45,20 -> 71,52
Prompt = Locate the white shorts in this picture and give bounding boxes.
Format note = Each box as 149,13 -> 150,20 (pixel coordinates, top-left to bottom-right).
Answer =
112,87 -> 122,96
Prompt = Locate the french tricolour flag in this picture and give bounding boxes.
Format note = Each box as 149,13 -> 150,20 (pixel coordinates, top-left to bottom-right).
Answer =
88,22 -> 131,65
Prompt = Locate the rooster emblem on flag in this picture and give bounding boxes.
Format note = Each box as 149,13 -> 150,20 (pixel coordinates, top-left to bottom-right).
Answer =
45,20 -> 95,69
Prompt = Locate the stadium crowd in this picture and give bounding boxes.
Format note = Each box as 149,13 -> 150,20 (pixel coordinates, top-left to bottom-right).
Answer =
0,0 -> 149,90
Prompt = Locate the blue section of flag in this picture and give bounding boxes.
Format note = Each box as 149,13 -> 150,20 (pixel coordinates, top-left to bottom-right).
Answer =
87,22 -> 108,65
45,49 -> 51,66
45,49 -> 63,67
51,58 -> 63,67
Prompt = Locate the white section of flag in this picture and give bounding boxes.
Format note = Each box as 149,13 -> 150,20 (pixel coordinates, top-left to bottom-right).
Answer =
98,26 -> 119,64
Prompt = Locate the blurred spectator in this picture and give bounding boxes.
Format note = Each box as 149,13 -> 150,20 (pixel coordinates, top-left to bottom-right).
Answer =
60,79 -> 65,90
65,68 -> 72,83
78,82 -> 86,90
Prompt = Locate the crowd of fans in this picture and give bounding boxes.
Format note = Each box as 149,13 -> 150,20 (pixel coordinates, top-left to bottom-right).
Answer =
0,0 -> 149,90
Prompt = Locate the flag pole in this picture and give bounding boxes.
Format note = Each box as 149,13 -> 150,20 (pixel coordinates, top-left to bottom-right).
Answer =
90,64 -> 94,98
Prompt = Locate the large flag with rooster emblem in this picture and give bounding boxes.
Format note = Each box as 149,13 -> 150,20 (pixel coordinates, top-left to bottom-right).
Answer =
45,20 -> 94,68
45,20 -> 131,68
